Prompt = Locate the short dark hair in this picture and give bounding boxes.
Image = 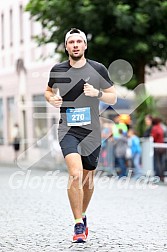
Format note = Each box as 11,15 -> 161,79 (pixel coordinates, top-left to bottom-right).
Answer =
152,117 -> 162,125
69,28 -> 80,34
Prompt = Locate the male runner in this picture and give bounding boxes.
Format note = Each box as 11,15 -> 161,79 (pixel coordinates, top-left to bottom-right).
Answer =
45,28 -> 117,243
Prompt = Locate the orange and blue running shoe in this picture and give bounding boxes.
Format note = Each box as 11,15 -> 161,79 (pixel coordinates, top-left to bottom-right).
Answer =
73,223 -> 86,243
83,216 -> 88,238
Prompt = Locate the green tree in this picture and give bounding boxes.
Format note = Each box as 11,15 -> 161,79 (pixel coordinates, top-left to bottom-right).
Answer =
135,95 -> 158,135
26,0 -> 167,134
26,0 -> 167,84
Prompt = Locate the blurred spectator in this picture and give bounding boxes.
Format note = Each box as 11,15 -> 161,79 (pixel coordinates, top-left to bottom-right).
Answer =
143,114 -> 153,137
128,128 -> 143,179
99,121 -> 113,167
112,115 -> 128,139
114,129 -> 128,178
151,117 -> 165,182
118,114 -> 132,129
160,119 -> 167,140
12,123 -> 20,161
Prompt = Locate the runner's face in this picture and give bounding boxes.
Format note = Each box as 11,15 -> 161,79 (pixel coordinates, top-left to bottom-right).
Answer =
66,35 -> 87,60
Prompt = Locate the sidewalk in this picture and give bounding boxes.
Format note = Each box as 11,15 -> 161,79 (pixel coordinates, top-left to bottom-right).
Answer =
0,152 -> 67,172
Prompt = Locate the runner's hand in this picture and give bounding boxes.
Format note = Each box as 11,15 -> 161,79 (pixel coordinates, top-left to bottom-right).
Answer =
84,83 -> 99,97
49,95 -> 63,108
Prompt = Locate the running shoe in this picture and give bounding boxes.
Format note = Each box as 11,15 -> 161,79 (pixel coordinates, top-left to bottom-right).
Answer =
83,216 -> 88,238
73,223 -> 86,243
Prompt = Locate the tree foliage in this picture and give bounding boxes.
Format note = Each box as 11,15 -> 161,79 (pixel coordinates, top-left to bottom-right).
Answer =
135,95 -> 158,136
26,0 -> 167,86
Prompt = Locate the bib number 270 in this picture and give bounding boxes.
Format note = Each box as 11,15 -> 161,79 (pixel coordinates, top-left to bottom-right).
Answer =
72,114 -> 84,121
66,107 -> 91,126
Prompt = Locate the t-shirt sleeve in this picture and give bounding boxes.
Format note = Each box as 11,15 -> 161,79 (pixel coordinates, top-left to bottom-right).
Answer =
48,66 -> 57,89
99,64 -> 113,89
99,64 -> 114,89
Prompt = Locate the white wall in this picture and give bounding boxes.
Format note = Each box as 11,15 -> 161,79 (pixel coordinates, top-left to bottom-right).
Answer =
0,0 -> 60,163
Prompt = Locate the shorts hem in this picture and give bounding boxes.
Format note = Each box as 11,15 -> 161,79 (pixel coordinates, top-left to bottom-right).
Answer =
62,148 -> 79,158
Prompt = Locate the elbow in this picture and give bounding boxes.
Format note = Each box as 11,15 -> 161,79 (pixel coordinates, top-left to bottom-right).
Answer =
111,94 -> 117,105
44,91 -> 47,101
44,91 -> 50,102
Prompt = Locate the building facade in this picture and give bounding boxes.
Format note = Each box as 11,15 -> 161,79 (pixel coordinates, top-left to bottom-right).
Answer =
0,0 -> 59,163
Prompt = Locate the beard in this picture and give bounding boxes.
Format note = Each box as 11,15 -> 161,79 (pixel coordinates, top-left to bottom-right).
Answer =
69,52 -> 84,61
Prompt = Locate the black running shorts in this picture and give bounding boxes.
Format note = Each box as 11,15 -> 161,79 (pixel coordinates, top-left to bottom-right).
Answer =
59,134 -> 101,170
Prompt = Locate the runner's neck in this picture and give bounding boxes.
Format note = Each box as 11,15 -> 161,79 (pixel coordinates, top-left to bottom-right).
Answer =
69,57 -> 87,68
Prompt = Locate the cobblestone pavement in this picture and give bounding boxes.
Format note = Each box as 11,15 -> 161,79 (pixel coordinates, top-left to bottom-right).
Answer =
0,166 -> 167,252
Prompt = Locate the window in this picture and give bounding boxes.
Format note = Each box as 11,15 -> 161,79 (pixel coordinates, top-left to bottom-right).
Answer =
0,99 -> 4,144
19,5 -> 24,43
33,95 -> 47,147
7,97 -> 16,143
9,9 -> 13,46
1,13 -> 4,49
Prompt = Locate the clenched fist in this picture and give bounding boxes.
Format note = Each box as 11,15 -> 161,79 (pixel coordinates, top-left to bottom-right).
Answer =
83,83 -> 99,97
49,95 -> 63,108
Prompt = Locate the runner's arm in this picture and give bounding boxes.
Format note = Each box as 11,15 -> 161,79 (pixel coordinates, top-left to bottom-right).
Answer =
99,86 -> 117,105
84,84 -> 117,105
45,86 -> 62,108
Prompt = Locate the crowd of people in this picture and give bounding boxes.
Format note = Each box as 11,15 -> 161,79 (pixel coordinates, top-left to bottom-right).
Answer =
99,114 -> 167,182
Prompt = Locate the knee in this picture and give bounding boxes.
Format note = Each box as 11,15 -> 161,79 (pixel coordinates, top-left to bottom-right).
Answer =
68,171 -> 83,185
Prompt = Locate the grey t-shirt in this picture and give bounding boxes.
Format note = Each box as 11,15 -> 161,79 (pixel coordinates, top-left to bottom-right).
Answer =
48,59 -> 113,149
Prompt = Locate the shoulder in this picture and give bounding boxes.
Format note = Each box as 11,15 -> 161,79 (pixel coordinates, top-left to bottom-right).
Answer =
50,60 -> 70,72
87,59 -> 106,72
87,59 -> 113,86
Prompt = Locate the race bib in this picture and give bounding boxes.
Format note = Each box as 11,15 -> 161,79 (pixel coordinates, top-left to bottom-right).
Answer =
66,107 -> 91,126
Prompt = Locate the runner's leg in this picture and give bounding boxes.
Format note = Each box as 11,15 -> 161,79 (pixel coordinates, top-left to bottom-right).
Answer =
65,153 -> 83,219
82,169 -> 95,213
